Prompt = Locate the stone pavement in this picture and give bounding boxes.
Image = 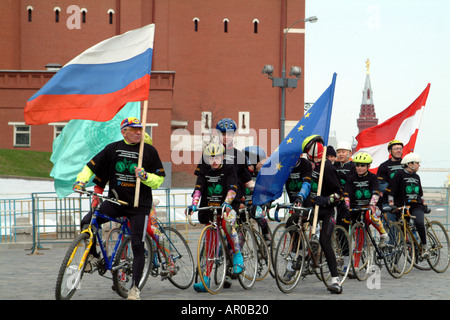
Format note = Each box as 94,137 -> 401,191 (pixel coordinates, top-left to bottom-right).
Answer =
1,243 -> 449,303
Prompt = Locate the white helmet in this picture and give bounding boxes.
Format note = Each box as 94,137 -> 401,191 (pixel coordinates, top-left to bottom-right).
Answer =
336,141 -> 352,152
401,153 -> 421,165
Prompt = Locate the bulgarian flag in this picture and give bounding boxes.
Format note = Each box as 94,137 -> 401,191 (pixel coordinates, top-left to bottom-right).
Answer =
355,83 -> 430,173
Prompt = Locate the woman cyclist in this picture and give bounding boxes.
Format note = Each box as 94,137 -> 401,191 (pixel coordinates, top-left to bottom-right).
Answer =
343,152 -> 389,247
186,142 -> 244,292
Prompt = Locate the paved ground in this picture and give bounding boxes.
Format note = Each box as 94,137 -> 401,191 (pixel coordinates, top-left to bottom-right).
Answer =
1,243 -> 448,304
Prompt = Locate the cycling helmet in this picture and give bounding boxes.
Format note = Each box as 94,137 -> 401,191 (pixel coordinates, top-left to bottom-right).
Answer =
243,146 -> 267,165
336,141 -> 352,152
203,143 -> 225,157
353,152 -> 373,164
302,135 -> 325,161
216,118 -> 237,132
401,153 -> 421,165
388,140 -> 403,151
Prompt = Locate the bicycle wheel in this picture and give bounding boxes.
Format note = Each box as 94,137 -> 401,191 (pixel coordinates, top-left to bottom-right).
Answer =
55,232 -> 90,300
320,225 -> 352,286
106,227 -> 121,257
196,225 -> 227,294
427,221 -> 450,273
351,223 -> 371,281
270,222 -> 286,277
112,234 -> 153,298
401,224 -> 415,275
274,225 -> 305,293
251,227 -> 271,281
160,226 -> 195,289
236,224 -> 258,290
383,221 -> 407,279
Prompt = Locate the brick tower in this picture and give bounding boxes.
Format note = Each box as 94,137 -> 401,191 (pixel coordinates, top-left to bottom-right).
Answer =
357,59 -> 378,133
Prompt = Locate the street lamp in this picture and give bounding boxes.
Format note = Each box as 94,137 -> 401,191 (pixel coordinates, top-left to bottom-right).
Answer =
262,16 -> 318,140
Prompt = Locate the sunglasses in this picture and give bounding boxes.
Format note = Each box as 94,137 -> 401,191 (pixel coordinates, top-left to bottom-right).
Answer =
355,164 -> 368,167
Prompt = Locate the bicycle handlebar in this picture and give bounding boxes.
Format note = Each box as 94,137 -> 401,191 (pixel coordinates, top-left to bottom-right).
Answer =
185,206 -> 223,227
273,203 -> 312,222
75,189 -> 129,206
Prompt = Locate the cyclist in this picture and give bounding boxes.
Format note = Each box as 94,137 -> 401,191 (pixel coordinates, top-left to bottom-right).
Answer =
73,117 -> 165,300
242,146 -> 271,244
377,140 -> 404,221
295,135 -> 343,294
385,152 -> 429,258
187,143 -> 244,292
343,152 -> 389,247
334,141 -> 355,188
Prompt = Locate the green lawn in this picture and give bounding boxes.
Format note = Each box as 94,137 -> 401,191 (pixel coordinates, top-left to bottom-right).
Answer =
0,149 -> 53,179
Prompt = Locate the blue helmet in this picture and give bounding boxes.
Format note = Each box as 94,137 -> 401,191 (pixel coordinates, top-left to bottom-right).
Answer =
216,118 -> 237,132
243,146 -> 267,165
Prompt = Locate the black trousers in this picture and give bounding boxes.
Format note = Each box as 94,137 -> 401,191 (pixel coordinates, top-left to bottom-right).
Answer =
80,201 -> 148,287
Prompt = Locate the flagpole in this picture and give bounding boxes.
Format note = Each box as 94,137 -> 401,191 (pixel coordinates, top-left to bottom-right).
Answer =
134,100 -> 148,207
311,146 -> 327,235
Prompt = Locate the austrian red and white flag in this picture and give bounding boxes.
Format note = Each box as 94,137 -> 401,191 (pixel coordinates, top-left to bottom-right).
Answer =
355,83 -> 430,173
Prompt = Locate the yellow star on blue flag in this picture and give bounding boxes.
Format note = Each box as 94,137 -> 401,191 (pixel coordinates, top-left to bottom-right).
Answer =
252,73 -> 337,205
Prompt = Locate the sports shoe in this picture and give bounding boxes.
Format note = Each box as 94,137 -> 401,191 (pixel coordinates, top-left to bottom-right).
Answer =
84,254 -> 100,273
280,270 -> 296,283
193,276 -> 210,292
379,234 -> 389,248
127,285 -> 140,300
328,282 -> 343,294
232,251 -> 244,274
421,245 -> 429,259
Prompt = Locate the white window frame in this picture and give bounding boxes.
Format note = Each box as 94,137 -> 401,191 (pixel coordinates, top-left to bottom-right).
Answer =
9,122 -> 31,147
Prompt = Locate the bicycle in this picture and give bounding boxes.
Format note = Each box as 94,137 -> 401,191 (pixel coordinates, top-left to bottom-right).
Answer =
238,205 -> 271,281
349,207 -> 407,280
386,205 -> 449,273
55,190 -> 152,300
191,206 -> 259,294
273,204 -> 351,293
107,200 -> 195,290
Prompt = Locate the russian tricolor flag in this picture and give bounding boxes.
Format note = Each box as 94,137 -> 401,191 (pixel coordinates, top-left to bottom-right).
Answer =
24,24 -> 155,125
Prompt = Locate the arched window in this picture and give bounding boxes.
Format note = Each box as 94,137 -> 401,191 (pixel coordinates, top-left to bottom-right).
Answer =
253,19 -> 260,34
54,7 -> 61,23
27,6 -> 33,22
223,19 -> 229,33
81,8 -> 87,23
193,18 -> 199,32
107,9 -> 115,24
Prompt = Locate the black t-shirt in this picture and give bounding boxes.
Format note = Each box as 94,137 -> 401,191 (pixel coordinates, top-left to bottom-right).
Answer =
377,158 -> 403,188
285,158 -> 313,204
87,140 -> 165,208
195,147 -> 251,201
344,171 -> 381,207
194,163 -> 239,209
334,161 -> 356,188
310,159 -> 342,204
385,169 -> 424,209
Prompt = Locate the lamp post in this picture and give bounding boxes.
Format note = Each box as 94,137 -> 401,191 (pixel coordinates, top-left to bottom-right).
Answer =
262,16 -> 318,141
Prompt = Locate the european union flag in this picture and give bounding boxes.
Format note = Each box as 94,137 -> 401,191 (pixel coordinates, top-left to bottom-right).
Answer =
252,73 -> 337,205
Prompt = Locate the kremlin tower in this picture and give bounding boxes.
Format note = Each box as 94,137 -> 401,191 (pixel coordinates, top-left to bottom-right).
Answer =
357,59 -> 378,133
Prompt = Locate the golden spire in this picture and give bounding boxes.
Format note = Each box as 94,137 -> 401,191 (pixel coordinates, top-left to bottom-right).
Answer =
366,59 -> 370,74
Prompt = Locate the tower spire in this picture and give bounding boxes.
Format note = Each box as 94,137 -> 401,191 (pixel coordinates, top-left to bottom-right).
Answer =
357,59 -> 378,133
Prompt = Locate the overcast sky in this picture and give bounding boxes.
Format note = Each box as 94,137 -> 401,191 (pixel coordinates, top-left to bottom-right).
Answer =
304,0 -> 450,187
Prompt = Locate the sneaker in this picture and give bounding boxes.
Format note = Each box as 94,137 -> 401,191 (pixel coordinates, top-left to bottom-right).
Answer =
421,245 -> 429,259
379,234 -> 389,248
232,251 -> 244,274
223,276 -> 233,289
327,282 -> 343,294
160,259 -> 177,277
127,285 -> 140,300
280,270 -> 296,283
193,276 -> 210,293
84,254 -> 100,273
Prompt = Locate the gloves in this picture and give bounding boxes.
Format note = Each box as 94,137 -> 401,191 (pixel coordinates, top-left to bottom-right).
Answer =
91,185 -> 104,210
73,181 -> 86,191
294,196 -> 303,207
314,196 -> 330,207
186,205 -> 197,216
135,167 -> 148,180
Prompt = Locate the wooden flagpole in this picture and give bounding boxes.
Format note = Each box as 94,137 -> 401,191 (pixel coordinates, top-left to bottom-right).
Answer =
134,100 -> 148,207
311,146 -> 327,235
